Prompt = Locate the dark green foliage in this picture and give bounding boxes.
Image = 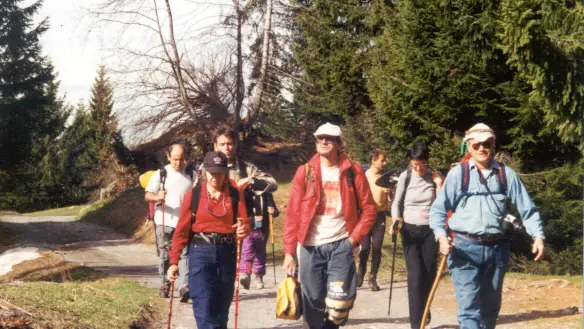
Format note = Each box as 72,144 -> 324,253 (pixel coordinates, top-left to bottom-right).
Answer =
290,0 -> 584,274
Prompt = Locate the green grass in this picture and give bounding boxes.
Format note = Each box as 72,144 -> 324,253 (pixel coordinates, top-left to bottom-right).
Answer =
0,277 -> 162,328
506,272 -> 583,282
23,200 -> 110,218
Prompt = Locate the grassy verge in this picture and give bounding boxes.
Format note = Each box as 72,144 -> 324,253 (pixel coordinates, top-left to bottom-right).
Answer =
80,188 -> 153,244
0,253 -> 163,329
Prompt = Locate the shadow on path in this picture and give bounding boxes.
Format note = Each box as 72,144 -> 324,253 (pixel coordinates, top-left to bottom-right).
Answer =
497,307 -> 580,325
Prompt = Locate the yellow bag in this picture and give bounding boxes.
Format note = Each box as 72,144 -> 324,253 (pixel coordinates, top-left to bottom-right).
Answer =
276,276 -> 302,320
139,171 -> 156,189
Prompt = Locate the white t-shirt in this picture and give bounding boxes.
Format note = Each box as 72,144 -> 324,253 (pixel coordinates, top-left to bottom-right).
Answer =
146,165 -> 193,228
304,166 -> 348,246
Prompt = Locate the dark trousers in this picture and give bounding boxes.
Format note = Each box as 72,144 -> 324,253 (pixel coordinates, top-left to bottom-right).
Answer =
401,223 -> 438,329
358,212 -> 386,277
299,238 -> 357,329
187,243 -> 236,329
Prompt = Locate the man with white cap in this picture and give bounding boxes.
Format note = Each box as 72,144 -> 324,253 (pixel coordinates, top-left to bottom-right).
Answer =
283,122 -> 377,329
429,123 -> 545,329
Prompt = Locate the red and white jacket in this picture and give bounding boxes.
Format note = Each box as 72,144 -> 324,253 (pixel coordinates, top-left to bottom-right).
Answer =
283,154 -> 377,255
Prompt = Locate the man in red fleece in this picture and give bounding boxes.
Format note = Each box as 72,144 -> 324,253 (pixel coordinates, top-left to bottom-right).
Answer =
282,123 -> 377,329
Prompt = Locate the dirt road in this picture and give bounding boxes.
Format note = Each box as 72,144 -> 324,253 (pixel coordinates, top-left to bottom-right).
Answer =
1,215 -> 580,329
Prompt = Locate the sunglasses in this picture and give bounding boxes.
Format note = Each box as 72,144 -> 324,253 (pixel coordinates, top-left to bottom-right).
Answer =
316,136 -> 339,144
470,140 -> 494,150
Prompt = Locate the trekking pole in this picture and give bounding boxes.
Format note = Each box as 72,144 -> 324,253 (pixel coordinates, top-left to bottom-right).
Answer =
269,213 -> 277,285
388,221 -> 399,317
234,219 -> 242,329
420,254 -> 447,329
167,280 -> 175,329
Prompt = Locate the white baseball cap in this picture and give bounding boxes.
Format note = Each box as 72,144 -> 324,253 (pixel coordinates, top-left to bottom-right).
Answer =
313,122 -> 342,138
463,123 -> 496,142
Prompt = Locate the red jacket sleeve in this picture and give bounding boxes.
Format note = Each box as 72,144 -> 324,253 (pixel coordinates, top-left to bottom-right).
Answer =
170,189 -> 193,265
348,164 -> 377,244
283,165 -> 305,255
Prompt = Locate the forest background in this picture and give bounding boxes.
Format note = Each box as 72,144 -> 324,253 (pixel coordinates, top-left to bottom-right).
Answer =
0,0 -> 582,276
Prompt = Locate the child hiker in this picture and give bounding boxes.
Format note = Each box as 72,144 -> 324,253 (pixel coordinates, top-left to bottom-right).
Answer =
239,181 -> 280,289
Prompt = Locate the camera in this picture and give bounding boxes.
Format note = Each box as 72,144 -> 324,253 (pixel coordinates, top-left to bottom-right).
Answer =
501,214 -> 524,233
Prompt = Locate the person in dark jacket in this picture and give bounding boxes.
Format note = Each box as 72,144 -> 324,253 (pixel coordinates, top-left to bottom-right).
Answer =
239,184 -> 280,289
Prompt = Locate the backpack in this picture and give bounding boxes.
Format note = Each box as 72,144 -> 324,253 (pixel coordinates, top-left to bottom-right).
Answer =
276,276 -> 302,320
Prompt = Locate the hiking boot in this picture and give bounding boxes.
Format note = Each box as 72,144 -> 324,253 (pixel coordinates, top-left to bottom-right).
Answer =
158,283 -> 170,298
368,275 -> 380,292
255,276 -> 264,289
240,273 -> 251,290
356,267 -> 365,288
179,286 -> 189,303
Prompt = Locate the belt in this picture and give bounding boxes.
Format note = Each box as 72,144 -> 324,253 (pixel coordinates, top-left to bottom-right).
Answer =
453,231 -> 504,244
191,232 -> 235,245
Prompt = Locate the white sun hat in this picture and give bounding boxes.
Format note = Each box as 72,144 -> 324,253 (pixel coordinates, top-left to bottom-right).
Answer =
313,122 -> 342,139
463,123 -> 496,142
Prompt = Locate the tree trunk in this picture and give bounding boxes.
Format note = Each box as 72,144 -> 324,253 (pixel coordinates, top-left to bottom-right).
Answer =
248,0 -> 273,126
233,0 -> 244,136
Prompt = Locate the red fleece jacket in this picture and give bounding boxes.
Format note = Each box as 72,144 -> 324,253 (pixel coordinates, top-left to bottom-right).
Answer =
283,154 -> 377,255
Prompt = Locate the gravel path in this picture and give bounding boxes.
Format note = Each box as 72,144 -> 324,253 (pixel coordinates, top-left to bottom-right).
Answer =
1,215 -> 580,329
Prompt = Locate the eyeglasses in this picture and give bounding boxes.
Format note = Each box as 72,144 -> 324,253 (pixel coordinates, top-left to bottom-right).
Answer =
316,136 -> 339,144
411,163 -> 427,170
206,192 -> 227,217
470,140 -> 494,150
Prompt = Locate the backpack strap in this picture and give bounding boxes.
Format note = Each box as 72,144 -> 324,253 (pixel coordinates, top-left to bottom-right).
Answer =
238,158 -> 248,179
228,183 -> 240,224
453,161 -> 509,211
399,166 -> 413,215
347,166 -> 360,213
304,164 -> 315,196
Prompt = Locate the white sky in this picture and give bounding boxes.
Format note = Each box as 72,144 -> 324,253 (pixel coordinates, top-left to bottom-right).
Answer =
37,0 -> 103,105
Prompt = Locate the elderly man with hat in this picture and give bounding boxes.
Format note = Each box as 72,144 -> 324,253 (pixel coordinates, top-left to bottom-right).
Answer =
283,123 -> 377,329
429,123 -> 545,329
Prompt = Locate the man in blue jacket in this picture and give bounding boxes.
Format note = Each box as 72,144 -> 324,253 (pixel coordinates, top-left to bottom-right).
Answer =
429,123 -> 545,329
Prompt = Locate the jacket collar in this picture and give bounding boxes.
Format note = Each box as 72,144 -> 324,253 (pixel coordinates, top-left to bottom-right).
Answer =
307,153 -> 353,177
468,157 -> 501,171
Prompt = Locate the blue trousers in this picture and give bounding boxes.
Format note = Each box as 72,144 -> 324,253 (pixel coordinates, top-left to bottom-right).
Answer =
187,243 -> 236,329
299,238 -> 357,329
448,234 -> 509,329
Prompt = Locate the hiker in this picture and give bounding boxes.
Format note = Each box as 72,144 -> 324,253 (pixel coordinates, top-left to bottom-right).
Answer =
239,187 -> 280,289
144,144 -> 194,302
283,122 -> 377,329
193,124 -> 277,194
357,149 -> 390,291
429,123 -> 545,329
390,142 -> 444,329
167,151 -> 251,329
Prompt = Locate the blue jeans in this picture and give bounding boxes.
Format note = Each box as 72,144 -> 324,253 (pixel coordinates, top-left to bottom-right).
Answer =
155,224 -> 188,289
448,234 -> 509,329
299,238 -> 357,329
187,243 -> 236,329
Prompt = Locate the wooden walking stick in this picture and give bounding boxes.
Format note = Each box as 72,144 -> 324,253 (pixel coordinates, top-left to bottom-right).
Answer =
167,280 -> 175,329
387,221 -> 399,316
269,213 -> 277,285
420,254 -> 448,329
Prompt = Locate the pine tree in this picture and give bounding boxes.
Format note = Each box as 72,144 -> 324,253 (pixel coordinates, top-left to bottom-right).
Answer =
87,65 -> 116,162
0,0 -> 56,170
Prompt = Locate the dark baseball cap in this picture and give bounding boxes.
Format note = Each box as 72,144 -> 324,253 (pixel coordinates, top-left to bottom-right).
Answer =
203,151 -> 229,173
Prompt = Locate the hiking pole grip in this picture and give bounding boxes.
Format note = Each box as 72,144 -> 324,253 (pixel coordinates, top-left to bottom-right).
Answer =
420,254 -> 447,329
270,213 -> 277,285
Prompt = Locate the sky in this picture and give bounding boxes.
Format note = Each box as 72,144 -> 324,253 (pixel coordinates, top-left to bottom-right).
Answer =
37,0 -> 103,106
